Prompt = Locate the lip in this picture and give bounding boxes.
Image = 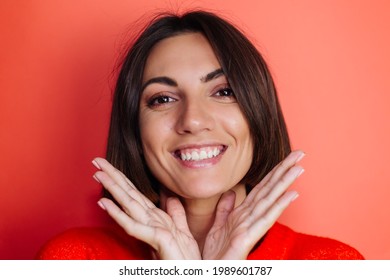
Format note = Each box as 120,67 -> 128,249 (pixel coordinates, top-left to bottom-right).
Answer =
171,142 -> 227,151
171,143 -> 227,169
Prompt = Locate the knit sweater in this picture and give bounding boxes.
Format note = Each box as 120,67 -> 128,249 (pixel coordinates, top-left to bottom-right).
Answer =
36,222 -> 364,260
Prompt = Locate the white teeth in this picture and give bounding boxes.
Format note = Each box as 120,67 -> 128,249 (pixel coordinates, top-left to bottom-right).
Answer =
200,150 -> 207,160
178,147 -> 223,161
191,151 -> 199,160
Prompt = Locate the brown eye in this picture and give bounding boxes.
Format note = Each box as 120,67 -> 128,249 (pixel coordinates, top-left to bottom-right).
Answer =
213,88 -> 236,102
147,95 -> 177,107
215,88 -> 235,97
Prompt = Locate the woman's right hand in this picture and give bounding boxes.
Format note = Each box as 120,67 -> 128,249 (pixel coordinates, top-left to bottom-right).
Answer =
92,158 -> 201,260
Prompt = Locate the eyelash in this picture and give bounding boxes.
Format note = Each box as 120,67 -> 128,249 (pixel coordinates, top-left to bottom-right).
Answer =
147,94 -> 177,108
146,87 -> 235,108
213,87 -> 235,99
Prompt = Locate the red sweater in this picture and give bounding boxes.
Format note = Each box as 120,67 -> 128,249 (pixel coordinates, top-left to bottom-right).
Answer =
36,222 -> 364,260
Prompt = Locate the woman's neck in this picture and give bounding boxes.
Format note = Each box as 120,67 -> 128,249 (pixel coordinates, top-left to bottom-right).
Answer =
181,184 -> 247,252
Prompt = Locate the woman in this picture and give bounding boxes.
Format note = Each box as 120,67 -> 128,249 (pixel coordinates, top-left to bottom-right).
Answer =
37,10 -> 363,260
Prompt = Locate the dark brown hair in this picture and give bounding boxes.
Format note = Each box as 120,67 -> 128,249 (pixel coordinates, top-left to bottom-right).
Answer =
106,10 -> 291,203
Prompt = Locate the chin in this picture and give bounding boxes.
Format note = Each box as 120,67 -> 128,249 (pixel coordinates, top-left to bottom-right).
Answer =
173,180 -> 232,200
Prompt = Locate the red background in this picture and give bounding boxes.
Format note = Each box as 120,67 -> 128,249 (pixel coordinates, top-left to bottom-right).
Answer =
1,0 -> 389,259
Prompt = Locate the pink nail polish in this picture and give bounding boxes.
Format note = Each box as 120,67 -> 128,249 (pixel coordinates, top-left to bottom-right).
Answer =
97,201 -> 106,211
297,168 -> 305,178
92,160 -> 101,170
291,193 -> 299,202
296,152 -> 306,163
93,174 -> 100,183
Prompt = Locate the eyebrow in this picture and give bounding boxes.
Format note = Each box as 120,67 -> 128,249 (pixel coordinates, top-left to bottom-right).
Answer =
141,68 -> 224,92
141,77 -> 177,92
200,68 -> 224,83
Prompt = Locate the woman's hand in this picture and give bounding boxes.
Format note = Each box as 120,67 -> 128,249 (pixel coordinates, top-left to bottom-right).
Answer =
92,158 -> 201,260
202,150 -> 305,259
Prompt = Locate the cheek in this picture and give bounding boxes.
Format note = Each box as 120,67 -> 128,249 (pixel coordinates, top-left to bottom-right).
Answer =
224,109 -> 254,165
221,109 -> 251,142
139,112 -> 174,154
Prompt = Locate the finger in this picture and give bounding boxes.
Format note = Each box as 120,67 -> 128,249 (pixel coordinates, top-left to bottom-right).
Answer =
93,157 -> 155,208
249,165 -> 303,219
165,197 -> 192,234
98,198 -> 158,249
245,150 -> 305,205
159,190 -> 168,212
159,188 -> 177,211
93,157 -> 138,192
94,171 -> 152,223
264,150 -> 305,187
247,190 -> 298,242
211,191 -> 236,229
93,158 -> 131,188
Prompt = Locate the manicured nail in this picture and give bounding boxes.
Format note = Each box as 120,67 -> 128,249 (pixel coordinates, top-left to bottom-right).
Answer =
92,159 -> 101,170
296,151 -> 306,163
97,200 -> 106,211
296,168 -> 305,178
93,174 -> 100,183
291,192 -> 299,202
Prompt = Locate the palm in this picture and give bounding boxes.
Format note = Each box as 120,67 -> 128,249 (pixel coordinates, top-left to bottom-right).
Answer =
93,157 -> 201,259
141,201 -> 201,259
203,151 -> 305,259
202,193 -> 257,259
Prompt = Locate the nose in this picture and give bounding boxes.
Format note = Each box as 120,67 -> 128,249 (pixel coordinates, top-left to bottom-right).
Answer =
174,98 -> 215,135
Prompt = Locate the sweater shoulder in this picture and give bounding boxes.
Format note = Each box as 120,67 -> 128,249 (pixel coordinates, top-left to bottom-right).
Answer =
248,223 -> 364,260
291,228 -> 364,260
36,227 -> 151,260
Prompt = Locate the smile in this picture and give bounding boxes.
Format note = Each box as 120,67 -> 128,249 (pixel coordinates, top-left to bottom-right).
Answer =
174,145 -> 227,162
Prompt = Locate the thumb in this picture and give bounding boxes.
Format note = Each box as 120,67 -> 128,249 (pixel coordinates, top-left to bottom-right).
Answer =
212,191 -> 236,229
166,197 -> 192,233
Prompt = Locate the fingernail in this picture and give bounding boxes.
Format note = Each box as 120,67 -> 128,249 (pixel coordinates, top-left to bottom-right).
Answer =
93,174 -> 100,183
291,192 -> 299,202
296,168 -> 305,178
296,151 -> 306,163
92,159 -> 101,170
97,200 -> 106,211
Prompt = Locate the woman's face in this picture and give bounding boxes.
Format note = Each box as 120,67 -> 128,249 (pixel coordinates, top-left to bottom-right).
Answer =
139,33 -> 253,199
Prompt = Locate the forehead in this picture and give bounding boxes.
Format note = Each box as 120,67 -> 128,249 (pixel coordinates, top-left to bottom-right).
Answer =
143,33 -> 221,81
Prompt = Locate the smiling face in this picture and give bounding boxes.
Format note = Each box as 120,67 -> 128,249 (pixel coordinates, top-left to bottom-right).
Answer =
139,33 -> 253,200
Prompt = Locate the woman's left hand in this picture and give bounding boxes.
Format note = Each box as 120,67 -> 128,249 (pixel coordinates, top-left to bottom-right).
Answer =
202,150 -> 304,259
